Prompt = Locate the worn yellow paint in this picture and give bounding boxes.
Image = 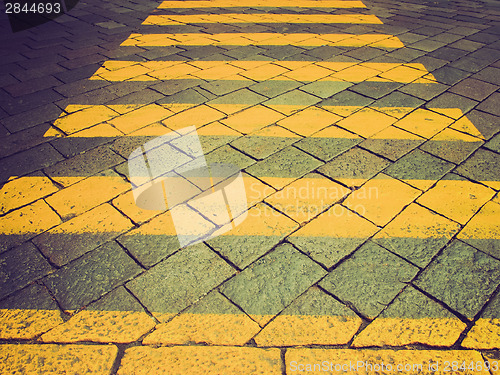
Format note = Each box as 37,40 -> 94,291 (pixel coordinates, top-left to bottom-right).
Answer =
158,0 -> 367,8
277,106 -> 342,136
0,199 -> 61,236
0,174 -> 58,214
265,175 -> 350,223
374,203 -> 460,240
112,190 -> 161,224
162,104 -> 226,129
0,309 -> 64,340
379,64 -> 428,83
144,14 -> 382,25
336,108 -> 397,137
119,33 -> 406,49
286,348 -> 486,374
353,317 -> 466,347
0,344 -> 117,374
221,105 -> 286,133
45,175 -> 130,219
462,318 -> 500,349
451,115 -> 486,139
107,104 -> 174,134
394,108 -> 455,138
143,313 -> 260,346
255,315 -> 362,346
417,178 -> 495,225
458,201 -> 500,241
53,105 -> 118,134
118,346 -> 281,375
41,310 -> 156,344
344,174 -> 421,226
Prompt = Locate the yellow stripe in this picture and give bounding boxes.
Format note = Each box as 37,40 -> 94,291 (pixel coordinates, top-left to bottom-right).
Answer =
120,33 -> 403,47
90,61 -> 430,82
143,14 -> 382,25
158,0 -> 367,8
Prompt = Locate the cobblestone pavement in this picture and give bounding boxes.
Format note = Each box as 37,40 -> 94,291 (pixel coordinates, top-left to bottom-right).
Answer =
1,0 -> 500,373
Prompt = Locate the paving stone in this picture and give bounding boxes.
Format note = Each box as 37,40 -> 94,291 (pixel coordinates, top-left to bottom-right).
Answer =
0,283 -> 64,340
0,344 -> 117,374
45,169 -> 130,219
374,203 -> 460,268
207,88 -> 267,115
263,89 -> 322,115
414,240 -> 500,319
143,290 -> 260,346
295,126 -> 361,162
320,241 -> 419,318
450,56 -> 492,73
158,88 -> 207,106
370,91 -> 425,119
426,92 -> 478,119
0,143 -> 65,183
220,243 -> 326,326
288,205 -> 378,269
385,47 -> 426,62
0,172 -> 59,215
206,144 -> 256,170
41,286 -> 156,344
0,199 -> 62,253
451,109 -> 499,140
54,105 -> 119,134
384,149 -> 455,190
462,292 -> 500,349
450,78 -> 498,101
456,148 -> 500,191
231,125 -> 300,160
118,346 -> 281,375
1,103 -> 63,133
410,55 -> 448,72
245,146 -> 322,190
161,104 -> 225,130
336,108 -> 396,138
417,173 -> 495,224
345,173 -> 421,226
255,286 -> 362,346
429,46 -> 469,61
420,128 -> 483,164
200,80 -> 252,96
207,203 -> 298,269
127,243 -> 234,322
472,66 -> 500,85
221,105 -> 285,134
485,133 -> 500,152
350,81 -> 402,100
44,241 -> 142,311
353,286 -> 466,347
398,78 -> 449,101
393,108 -> 454,139
318,147 -> 390,187
320,90 -> 374,116
300,81 -> 352,99
277,106 -> 341,136
476,92 -> 500,117
431,66 -> 471,85
361,126 -> 425,161
34,203 -> 133,267
0,242 -> 53,300
249,80 -> 301,99
151,79 -> 200,96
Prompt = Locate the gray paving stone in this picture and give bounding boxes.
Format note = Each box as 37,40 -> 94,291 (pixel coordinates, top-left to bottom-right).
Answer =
426,92 -> 478,118
472,66 -> 500,86
295,131 -> 361,162
384,149 -> 455,191
350,82 -> 402,100
320,241 -> 419,318
0,242 -> 53,300
414,240 -> 500,319
450,56 -> 492,73
1,103 -> 63,133
43,242 -> 142,311
206,144 -> 256,170
420,132 -> 483,165
455,148 -> 500,190
151,79 -> 200,96
245,146 -> 322,189
200,80 -> 253,96
300,81 -> 353,99
127,243 -> 234,319
476,92 -> 500,117
318,147 -> 390,187
320,90 -> 374,109
431,66 -> 471,85
207,88 -> 267,107
429,46 -> 469,61
263,89 -> 321,109
485,133 -> 500,153
88,286 -> 146,312
371,91 -> 425,118
361,134 -> 425,162
250,80 -> 302,98
158,88 -> 208,105
220,243 -> 326,325
449,78 -> 498,101
398,80 -> 449,101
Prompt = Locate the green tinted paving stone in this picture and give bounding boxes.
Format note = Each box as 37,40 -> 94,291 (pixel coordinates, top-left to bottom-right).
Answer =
370,91 -> 425,119
360,127 -> 425,161
0,242 -> 53,300
245,146 -> 323,189
231,125 -> 300,160
206,144 -> 256,170
318,147 -> 390,187
295,126 -> 361,162
350,82 -> 402,100
300,81 -> 353,99
373,204 -> 461,268
384,149 -> 455,191
414,240 -> 500,319
43,242 -> 142,311
420,129 -> 484,164
320,90 -> 374,110
127,243 -> 235,321
320,241 -> 419,318
200,80 -> 253,96
452,110 -> 500,140
158,89 -> 208,105
220,243 -> 326,326
263,89 -> 322,112
455,148 -> 500,190
398,79 -> 448,101
426,93 -> 478,119
207,88 -> 267,107
250,81 -> 302,98
485,133 -> 500,153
